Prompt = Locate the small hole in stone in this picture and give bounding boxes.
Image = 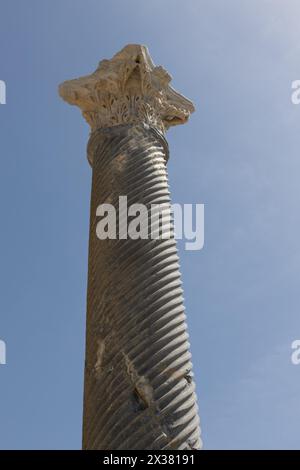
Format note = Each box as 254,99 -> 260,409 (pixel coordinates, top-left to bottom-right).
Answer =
133,389 -> 147,412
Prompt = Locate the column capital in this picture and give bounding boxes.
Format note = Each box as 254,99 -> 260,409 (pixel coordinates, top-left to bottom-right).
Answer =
59,44 -> 195,133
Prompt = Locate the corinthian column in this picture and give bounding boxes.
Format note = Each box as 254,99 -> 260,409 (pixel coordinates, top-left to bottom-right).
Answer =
59,44 -> 202,450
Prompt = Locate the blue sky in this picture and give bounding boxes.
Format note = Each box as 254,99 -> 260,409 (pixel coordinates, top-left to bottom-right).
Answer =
0,0 -> 300,449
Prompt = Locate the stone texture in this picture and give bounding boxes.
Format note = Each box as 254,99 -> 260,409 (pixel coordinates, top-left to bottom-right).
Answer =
59,44 -> 194,137
59,44 -> 202,450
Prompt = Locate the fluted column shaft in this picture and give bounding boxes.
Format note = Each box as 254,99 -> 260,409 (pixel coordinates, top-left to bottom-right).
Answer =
59,43 -> 202,451
82,124 -> 201,450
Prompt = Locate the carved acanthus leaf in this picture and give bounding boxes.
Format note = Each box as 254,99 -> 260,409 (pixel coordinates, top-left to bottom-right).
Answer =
59,44 -> 195,133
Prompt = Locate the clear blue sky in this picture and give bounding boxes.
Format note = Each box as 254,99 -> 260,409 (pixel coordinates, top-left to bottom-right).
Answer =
0,0 -> 300,450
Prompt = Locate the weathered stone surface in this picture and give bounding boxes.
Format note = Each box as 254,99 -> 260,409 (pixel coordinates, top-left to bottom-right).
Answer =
59,44 -> 194,134
59,45 -> 202,450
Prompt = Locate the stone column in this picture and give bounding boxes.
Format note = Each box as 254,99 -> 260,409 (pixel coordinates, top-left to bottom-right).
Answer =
59,44 -> 202,450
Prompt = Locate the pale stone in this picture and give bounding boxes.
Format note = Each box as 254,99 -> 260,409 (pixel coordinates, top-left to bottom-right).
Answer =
59,44 -> 195,133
